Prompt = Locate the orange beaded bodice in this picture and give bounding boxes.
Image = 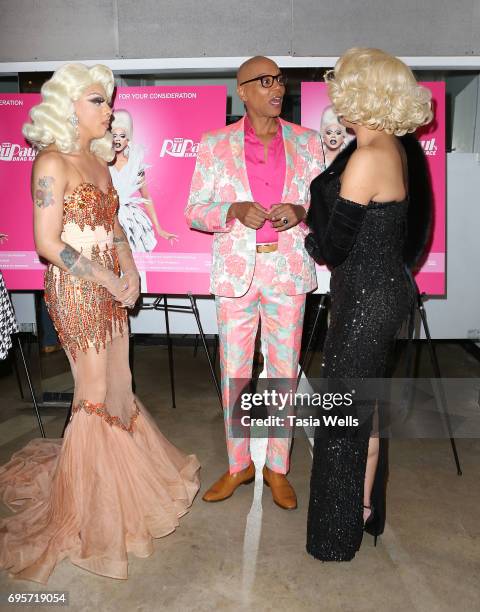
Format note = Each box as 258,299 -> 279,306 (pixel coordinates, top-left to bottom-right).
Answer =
63,182 -> 119,233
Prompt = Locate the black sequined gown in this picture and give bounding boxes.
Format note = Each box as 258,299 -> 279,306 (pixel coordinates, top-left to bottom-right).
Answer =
306,168 -> 414,561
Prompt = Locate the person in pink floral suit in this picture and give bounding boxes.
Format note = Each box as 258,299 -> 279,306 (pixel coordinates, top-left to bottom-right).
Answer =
185,56 -> 325,509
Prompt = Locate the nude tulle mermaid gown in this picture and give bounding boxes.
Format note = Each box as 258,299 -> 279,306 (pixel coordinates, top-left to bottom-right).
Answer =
0,182 -> 200,583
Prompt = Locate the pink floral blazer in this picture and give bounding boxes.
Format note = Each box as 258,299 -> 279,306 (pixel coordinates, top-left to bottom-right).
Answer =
185,116 -> 325,297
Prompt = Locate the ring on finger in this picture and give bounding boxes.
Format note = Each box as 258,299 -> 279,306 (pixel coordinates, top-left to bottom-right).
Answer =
281,216 -> 289,225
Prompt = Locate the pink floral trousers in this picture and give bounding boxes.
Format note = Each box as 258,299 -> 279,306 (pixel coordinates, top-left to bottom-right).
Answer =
215,252 -> 306,474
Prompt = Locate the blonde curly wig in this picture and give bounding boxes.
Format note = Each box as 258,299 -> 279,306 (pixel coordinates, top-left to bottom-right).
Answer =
23,63 -> 115,161
326,48 -> 433,136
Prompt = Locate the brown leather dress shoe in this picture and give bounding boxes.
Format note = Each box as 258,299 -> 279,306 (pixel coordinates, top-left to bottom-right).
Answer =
202,463 -> 255,502
263,466 -> 297,510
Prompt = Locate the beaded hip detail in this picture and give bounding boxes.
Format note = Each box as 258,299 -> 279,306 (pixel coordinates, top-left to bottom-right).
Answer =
44,243 -> 127,361
72,400 -> 140,433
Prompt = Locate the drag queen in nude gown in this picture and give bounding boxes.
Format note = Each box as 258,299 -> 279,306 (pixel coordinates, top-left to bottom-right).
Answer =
0,63 -> 200,584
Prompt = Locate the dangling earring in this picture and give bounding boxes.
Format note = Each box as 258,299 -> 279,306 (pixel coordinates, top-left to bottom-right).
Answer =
69,112 -> 79,140
123,145 -> 130,159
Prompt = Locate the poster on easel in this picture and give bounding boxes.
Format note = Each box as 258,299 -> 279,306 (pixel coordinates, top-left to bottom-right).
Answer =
0,86 -> 227,294
0,94 -> 41,290
301,81 -> 446,296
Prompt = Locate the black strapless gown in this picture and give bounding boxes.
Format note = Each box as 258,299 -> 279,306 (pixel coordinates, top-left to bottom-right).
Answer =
306,174 -> 414,561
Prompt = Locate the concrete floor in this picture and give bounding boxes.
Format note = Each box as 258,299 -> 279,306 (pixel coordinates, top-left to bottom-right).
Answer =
0,340 -> 479,612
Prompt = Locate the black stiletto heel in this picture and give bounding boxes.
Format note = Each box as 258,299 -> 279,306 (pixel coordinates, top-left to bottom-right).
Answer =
363,504 -> 378,546
363,503 -> 374,525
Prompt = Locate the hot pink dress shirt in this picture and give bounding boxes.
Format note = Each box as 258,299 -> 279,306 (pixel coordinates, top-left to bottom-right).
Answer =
244,116 -> 286,244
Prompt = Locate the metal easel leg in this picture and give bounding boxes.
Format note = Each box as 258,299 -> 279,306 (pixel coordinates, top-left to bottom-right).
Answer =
297,293 -> 329,386
188,293 -> 223,411
416,291 -> 462,475
12,341 -> 25,400
213,334 -> 219,369
163,295 -> 176,409
15,334 -> 45,438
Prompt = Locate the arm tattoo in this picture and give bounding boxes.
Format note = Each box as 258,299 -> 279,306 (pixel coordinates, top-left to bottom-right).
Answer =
113,226 -> 131,251
35,176 -> 55,208
113,235 -> 128,244
59,245 -> 80,269
60,245 -> 92,276
113,227 -> 137,276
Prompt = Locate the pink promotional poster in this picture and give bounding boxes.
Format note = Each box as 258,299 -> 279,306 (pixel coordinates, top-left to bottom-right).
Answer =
0,94 -> 41,290
2,83 -> 445,295
0,87 -> 227,294
301,81 -> 446,295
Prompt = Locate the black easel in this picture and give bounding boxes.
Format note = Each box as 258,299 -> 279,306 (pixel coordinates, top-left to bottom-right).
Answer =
403,270 -> 462,475
12,333 -> 46,438
193,333 -> 219,367
297,293 -> 329,385
141,293 -> 222,411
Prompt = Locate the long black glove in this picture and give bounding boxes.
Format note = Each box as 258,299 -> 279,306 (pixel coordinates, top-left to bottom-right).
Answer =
306,140 -> 366,268
319,196 -> 367,267
306,190 -> 367,268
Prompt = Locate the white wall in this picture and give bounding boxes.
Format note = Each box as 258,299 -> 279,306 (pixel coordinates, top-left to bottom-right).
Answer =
451,75 -> 480,153
10,293 -> 36,333
419,152 -> 480,339
1,0 -> 480,62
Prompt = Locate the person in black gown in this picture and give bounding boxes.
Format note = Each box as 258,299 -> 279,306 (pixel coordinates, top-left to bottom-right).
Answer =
305,47 -> 433,561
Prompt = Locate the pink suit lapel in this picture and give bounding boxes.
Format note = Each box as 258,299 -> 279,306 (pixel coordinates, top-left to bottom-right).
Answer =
229,116 -> 253,200
279,119 -> 297,204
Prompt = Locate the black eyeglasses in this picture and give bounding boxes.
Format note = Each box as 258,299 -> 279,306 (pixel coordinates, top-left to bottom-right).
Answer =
239,73 -> 287,88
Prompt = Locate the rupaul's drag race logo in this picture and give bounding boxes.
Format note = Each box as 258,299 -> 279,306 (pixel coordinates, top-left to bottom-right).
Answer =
419,138 -> 438,156
160,138 -> 199,158
0,142 -> 36,162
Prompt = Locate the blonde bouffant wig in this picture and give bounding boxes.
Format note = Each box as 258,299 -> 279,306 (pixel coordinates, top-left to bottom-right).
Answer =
326,48 -> 433,136
320,105 -> 347,138
111,109 -> 133,141
23,63 -> 115,161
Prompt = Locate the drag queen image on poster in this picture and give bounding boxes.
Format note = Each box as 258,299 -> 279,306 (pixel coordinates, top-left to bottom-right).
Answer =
110,110 -> 177,252
320,105 -> 351,167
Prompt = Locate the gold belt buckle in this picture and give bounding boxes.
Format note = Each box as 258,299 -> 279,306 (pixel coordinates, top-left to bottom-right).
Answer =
256,243 -> 278,253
